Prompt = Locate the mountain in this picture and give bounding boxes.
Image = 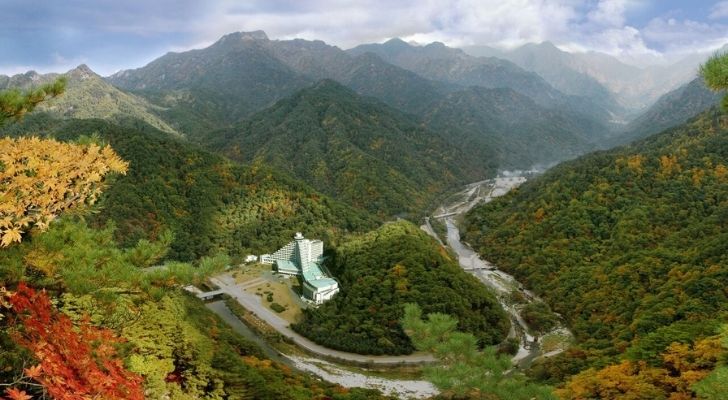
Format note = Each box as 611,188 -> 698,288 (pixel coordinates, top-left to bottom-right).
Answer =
107,31 -> 313,134
617,78 -> 722,144
293,220 -> 509,355
0,65 -> 180,135
422,86 -> 597,168
464,108 -> 728,381
480,42 -> 623,119
348,38 -> 615,130
465,42 -> 703,111
350,39 -> 563,105
202,80 -> 484,217
107,31 -> 452,136
261,37 -> 456,115
1,114 -> 377,261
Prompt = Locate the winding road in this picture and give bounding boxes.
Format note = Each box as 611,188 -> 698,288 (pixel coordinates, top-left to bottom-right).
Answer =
210,274 -> 435,365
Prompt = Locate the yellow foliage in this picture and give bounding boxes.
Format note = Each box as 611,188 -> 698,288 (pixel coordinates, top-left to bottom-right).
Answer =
534,207 -> 546,223
557,336 -> 723,400
626,155 -> 645,174
715,164 -> 727,181
659,154 -> 681,176
0,136 -> 128,246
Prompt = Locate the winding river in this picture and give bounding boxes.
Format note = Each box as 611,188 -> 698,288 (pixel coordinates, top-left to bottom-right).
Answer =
431,174 -> 572,367
205,173 -> 570,398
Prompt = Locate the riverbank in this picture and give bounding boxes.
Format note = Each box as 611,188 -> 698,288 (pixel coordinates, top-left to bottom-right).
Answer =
205,299 -> 438,398
430,174 -> 573,368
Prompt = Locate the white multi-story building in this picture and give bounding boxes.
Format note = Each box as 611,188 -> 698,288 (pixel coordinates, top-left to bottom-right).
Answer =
261,233 -> 339,304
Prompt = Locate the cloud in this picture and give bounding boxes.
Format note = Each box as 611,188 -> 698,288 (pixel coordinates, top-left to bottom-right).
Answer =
709,1 -> 728,19
643,16 -> 728,55
1,0 -> 727,74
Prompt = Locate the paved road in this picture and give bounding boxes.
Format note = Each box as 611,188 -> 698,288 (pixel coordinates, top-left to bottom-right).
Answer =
211,274 -> 435,365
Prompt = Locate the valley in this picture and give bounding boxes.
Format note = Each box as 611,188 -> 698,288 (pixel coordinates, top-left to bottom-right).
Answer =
1,7 -> 727,399
428,175 -> 573,368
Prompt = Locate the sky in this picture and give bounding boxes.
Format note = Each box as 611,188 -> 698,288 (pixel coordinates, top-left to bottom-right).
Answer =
0,0 -> 727,76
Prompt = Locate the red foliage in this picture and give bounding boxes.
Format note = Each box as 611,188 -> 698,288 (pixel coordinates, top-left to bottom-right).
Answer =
7,283 -> 145,400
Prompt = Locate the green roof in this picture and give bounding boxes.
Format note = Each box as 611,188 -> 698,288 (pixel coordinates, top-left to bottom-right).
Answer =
276,260 -> 299,274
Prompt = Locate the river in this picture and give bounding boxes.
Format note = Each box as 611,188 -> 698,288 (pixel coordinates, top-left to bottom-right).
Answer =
430,174 -> 572,367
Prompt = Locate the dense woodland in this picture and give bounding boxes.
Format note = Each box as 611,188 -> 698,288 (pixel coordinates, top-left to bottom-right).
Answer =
2,28 -> 727,400
293,221 -> 509,355
1,114 -> 377,261
464,108 -> 728,392
0,97 -> 393,398
203,80 -> 482,217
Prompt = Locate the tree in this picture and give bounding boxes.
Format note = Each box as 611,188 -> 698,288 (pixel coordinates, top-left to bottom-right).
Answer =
700,52 -> 728,110
0,137 -> 128,246
0,78 -> 66,126
401,303 -> 555,399
693,326 -> 728,400
2,283 -> 144,400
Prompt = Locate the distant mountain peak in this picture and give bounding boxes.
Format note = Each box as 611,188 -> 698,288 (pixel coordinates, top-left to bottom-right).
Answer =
425,41 -> 447,49
218,30 -> 269,43
70,64 -> 96,75
383,38 -> 410,47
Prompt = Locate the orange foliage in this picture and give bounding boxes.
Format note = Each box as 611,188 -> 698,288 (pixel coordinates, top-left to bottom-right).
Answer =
557,336 -> 722,400
6,283 -> 144,400
0,137 -> 128,246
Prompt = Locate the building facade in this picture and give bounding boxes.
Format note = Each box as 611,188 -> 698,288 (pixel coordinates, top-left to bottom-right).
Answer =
261,233 -> 339,304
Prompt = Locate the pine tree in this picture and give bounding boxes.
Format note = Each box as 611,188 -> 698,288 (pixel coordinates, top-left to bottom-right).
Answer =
700,52 -> 728,110
0,78 -> 66,126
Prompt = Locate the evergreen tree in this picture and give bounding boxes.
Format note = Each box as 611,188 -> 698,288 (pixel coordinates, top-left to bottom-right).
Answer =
700,52 -> 728,110
0,78 -> 66,126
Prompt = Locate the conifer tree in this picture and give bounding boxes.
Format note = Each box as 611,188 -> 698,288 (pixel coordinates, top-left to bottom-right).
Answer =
0,78 -> 66,126
700,52 -> 728,110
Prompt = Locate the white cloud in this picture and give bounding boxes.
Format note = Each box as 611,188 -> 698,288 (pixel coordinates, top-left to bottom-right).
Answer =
643,17 -> 728,55
586,0 -> 629,27
709,1 -> 728,19
2,0 -> 727,73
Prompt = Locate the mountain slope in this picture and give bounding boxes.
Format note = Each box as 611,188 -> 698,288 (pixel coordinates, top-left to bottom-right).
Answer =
0,65 -> 180,135
423,86 -> 597,168
108,31 -> 313,133
485,42 -> 623,118
350,39 -> 564,106
465,42 -> 703,111
349,39 -> 615,133
107,31 -> 453,136
464,108 -> 728,378
203,80 -> 483,216
293,221 -> 509,355
618,78 -> 722,144
1,114 -> 377,261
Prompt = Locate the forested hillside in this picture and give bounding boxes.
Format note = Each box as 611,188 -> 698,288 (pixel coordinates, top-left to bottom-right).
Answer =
423,86 -> 597,168
293,221 -> 509,355
618,78 -> 722,144
464,108 -> 728,383
1,115 -> 377,261
1,66 -> 180,136
204,80 -> 485,217
348,38 -> 614,132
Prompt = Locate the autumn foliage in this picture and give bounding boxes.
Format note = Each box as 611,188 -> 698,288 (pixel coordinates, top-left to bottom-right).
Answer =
556,336 -> 723,399
0,137 -> 128,246
4,283 -> 144,400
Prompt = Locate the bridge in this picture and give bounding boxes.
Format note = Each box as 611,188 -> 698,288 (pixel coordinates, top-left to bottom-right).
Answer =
432,211 -> 459,218
183,285 -> 225,300
196,289 -> 225,300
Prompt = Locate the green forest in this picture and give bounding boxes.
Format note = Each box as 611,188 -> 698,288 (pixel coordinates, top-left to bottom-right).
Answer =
1,114 -> 377,261
202,80 -> 483,217
464,108 -> 728,384
293,221 -> 509,355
